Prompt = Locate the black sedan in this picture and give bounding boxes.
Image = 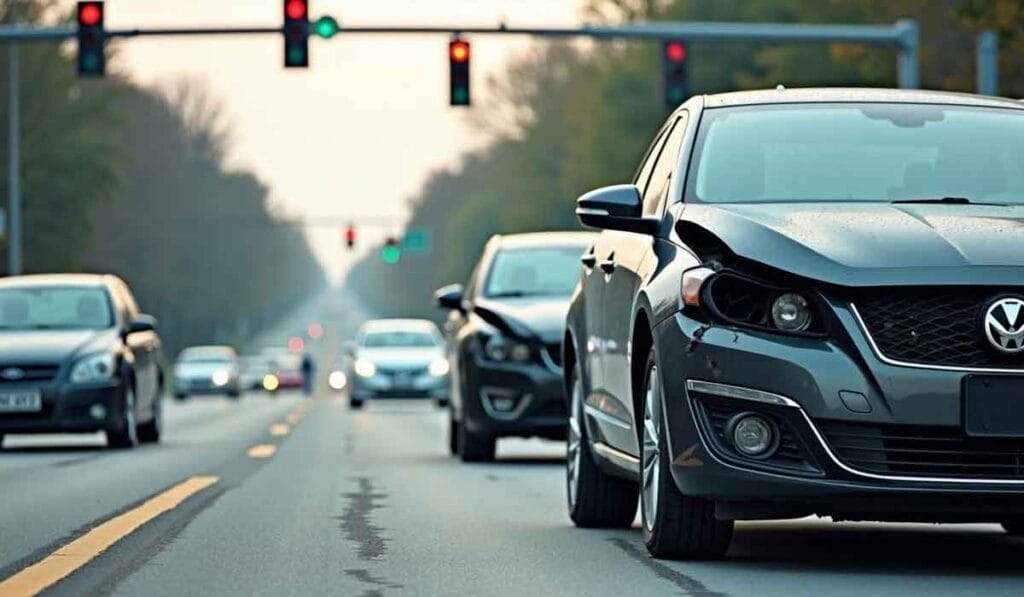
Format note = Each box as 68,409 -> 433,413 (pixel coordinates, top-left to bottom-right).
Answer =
564,88 -> 1024,559
436,232 -> 595,462
0,274 -> 163,449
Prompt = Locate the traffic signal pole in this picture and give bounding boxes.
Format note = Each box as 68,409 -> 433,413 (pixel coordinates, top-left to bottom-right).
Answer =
7,0 -> 21,275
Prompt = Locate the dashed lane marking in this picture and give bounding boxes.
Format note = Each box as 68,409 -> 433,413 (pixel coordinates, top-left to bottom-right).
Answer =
247,444 -> 278,459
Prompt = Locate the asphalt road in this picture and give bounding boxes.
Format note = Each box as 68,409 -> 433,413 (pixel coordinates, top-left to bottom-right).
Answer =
3,391 -> 1024,596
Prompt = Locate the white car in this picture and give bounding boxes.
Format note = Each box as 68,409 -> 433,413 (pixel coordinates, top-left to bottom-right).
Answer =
347,319 -> 449,409
173,345 -> 241,400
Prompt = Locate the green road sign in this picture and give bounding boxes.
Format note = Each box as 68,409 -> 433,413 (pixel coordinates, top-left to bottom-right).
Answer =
403,229 -> 430,252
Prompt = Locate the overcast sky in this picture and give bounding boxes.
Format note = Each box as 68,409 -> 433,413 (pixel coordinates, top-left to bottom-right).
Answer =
95,0 -> 586,279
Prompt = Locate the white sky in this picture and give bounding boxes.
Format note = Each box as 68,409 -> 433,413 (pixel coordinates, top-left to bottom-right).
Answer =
96,0 -> 587,279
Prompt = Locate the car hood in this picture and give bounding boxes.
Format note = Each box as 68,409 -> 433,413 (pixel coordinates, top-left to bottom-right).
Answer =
0,328 -> 116,364
175,362 -> 235,377
678,202 -> 1024,286
474,296 -> 571,343
356,347 -> 443,369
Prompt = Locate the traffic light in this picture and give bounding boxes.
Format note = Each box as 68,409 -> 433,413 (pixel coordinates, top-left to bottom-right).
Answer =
344,225 -> 356,250
662,40 -> 689,108
283,0 -> 309,68
76,1 -> 105,77
381,237 -> 402,264
314,16 -> 339,39
449,39 -> 470,106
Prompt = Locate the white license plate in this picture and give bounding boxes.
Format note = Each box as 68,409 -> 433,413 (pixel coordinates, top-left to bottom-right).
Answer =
0,391 -> 42,413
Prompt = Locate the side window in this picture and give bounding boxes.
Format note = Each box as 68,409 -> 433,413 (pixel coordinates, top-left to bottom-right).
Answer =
633,127 -> 669,196
642,113 -> 689,216
116,281 -> 140,317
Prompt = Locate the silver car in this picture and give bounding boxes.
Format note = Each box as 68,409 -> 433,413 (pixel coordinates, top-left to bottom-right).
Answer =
347,319 -> 449,409
173,345 -> 241,400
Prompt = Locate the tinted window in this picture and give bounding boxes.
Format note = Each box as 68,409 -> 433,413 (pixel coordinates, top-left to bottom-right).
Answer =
484,245 -> 587,298
361,331 -> 440,348
690,103 -> 1024,204
643,114 -> 688,215
633,127 -> 668,194
0,286 -> 114,330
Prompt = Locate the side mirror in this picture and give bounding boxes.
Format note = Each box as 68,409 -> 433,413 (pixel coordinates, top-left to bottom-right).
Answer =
434,284 -> 465,312
576,184 -> 660,235
127,314 -> 157,334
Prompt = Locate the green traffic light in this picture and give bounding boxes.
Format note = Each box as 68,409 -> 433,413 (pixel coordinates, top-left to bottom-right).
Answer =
315,16 -> 339,39
381,245 -> 402,264
452,87 -> 469,105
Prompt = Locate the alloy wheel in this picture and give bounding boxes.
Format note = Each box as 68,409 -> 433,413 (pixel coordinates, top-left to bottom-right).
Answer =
641,364 -> 660,532
567,377 -> 583,509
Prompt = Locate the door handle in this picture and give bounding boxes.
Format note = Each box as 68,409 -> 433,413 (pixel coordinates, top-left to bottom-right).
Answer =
581,253 -> 597,268
599,259 -> 616,274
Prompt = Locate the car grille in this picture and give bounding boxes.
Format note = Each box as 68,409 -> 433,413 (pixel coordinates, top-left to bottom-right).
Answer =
853,287 -> 1024,369
820,420 -> 1024,479
0,364 -> 60,384
377,366 -> 428,377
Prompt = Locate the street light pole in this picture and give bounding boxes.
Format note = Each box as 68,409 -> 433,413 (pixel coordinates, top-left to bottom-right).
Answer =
7,0 -> 21,275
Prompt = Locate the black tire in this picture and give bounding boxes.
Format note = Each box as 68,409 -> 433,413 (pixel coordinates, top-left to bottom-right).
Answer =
107,382 -> 139,449
228,388 -> 241,400
459,421 -> 495,462
435,398 -> 449,409
1002,521 -> 1024,534
173,393 -> 188,401
640,349 -> 732,560
349,398 -> 364,410
137,394 -> 162,444
567,364 -> 638,528
0,434 -> 5,450
448,408 -> 460,456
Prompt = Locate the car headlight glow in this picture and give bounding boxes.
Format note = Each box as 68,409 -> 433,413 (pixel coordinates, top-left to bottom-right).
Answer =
428,358 -> 450,377
328,370 -> 347,390
354,358 -> 377,378
211,369 -> 231,387
70,352 -> 116,384
262,374 -> 280,391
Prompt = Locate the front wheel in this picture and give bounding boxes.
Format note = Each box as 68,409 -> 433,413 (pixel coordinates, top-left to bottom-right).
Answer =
349,398 -> 364,410
640,349 -> 732,560
459,421 -> 495,462
567,363 -> 638,528
137,394 -> 162,444
107,382 -> 139,449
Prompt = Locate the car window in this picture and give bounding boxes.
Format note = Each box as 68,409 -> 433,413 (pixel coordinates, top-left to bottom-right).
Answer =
483,245 -> 589,298
0,286 -> 114,330
642,114 -> 688,216
633,126 -> 669,196
361,331 -> 440,348
689,103 -> 1024,203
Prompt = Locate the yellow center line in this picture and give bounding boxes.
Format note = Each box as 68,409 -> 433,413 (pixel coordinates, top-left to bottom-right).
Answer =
0,476 -> 218,596
270,423 -> 290,437
247,444 -> 277,459
286,412 -> 304,425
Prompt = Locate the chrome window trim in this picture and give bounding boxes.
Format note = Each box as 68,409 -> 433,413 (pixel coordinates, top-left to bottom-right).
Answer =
849,303 -> 1024,374
686,379 -> 1024,485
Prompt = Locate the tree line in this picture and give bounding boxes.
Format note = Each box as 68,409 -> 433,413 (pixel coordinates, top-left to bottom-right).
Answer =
0,1 -> 325,355
345,0 -> 1024,321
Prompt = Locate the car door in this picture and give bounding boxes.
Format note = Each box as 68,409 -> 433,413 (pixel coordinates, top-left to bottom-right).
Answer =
601,113 -> 689,455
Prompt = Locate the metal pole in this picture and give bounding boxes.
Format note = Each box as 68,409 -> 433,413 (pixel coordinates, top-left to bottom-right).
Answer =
7,0 -> 21,275
976,30 -> 998,96
895,19 -> 920,89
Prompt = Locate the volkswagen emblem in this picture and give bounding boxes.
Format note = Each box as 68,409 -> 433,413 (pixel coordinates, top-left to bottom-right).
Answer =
0,367 -> 25,381
983,297 -> 1024,354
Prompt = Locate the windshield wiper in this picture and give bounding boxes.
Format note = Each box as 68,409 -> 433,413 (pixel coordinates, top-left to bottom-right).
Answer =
891,196 -> 1007,206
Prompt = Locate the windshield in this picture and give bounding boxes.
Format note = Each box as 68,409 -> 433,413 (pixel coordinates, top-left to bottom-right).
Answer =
361,330 -> 440,348
689,103 -> 1024,204
484,245 -> 587,298
0,286 -> 113,330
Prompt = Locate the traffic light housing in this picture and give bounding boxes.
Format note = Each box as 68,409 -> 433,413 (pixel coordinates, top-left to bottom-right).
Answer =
283,0 -> 309,68
344,225 -> 356,250
381,237 -> 402,264
76,1 -> 105,77
662,40 -> 689,108
449,40 -> 470,106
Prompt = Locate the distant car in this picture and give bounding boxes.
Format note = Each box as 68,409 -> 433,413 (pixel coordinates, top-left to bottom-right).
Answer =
268,353 -> 304,392
173,346 -> 241,400
346,319 -> 449,409
435,231 -> 596,462
0,274 -> 163,449
238,355 -> 273,391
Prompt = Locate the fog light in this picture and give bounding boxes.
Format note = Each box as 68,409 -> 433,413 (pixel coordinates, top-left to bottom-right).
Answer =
492,397 -> 516,412
728,413 -> 776,458
89,404 -> 107,420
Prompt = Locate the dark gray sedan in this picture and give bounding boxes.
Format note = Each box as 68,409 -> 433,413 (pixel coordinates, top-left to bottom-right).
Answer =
564,88 -> 1024,559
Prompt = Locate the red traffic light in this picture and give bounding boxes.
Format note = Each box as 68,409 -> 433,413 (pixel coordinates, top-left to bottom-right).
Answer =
450,40 -> 470,64
344,225 -> 357,249
665,41 -> 687,63
285,0 -> 307,20
78,2 -> 103,27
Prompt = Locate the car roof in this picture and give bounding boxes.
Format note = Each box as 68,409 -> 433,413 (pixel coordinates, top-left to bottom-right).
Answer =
359,318 -> 439,333
0,273 -> 114,289
492,231 -> 598,249
180,345 -> 237,358
701,87 -> 1024,111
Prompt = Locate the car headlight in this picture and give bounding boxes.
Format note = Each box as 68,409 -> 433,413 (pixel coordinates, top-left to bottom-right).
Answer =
354,358 -> 377,378
211,369 -> 231,387
482,336 -> 532,362
698,271 -> 825,336
70,352 -> 116,384
328,370 -> 347,390
428,358 -> 450,377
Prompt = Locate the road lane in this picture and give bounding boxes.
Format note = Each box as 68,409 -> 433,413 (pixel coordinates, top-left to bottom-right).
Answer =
6,396 -> 1024,595
0,392 -> 305,582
